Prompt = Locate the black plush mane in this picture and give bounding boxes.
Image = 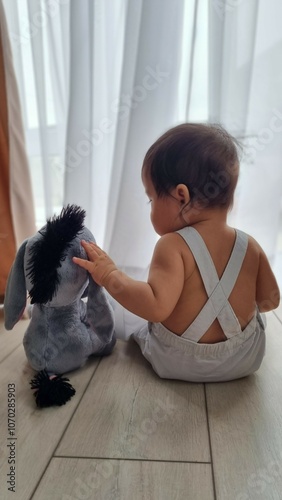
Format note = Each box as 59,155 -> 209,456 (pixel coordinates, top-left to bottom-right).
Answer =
27,205 -> 85,304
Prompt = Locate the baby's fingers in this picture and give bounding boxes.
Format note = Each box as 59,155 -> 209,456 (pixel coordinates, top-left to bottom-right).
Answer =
72,256 -> 93,271
81,240 -> 101,259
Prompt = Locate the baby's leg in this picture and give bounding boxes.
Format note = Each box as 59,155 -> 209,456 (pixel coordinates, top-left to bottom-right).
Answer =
109,296 -> 147,341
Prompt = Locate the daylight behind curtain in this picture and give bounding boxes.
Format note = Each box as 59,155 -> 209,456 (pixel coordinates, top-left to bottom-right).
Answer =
2,0 -> 282,278
209,0 -> 282,263
3,0 -> 70,224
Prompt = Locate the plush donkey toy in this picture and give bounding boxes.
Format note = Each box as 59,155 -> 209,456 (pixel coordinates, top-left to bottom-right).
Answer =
4,205 -> 116,408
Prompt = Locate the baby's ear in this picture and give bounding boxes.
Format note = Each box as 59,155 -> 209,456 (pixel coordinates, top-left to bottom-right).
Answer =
175,184 -> 190,205
4,240 -> 28,330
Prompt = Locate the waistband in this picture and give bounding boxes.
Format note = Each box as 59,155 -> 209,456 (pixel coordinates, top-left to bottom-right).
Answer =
149,312 -> 265,358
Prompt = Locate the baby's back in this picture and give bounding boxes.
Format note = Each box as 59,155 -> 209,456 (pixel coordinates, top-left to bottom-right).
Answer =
162,223 -> 260,343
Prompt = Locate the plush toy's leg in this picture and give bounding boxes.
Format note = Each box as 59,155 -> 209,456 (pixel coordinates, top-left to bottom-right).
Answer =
86,278 -> 116,355
30,370 -> 76,408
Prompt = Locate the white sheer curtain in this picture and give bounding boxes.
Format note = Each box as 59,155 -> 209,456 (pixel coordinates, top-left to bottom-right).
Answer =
2,0 -> 282,280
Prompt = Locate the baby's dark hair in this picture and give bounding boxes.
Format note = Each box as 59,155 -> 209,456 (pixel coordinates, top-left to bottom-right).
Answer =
142,123 -> 240,210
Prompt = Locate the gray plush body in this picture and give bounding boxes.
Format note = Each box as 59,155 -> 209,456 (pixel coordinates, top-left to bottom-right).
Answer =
4,223 -> 116,374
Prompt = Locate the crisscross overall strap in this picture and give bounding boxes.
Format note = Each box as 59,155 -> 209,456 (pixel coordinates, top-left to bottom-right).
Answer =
177,227 -> 248,342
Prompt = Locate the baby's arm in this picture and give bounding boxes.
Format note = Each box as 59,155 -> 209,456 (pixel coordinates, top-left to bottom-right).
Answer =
73,234 -> 185,322
255,243 -> 280,312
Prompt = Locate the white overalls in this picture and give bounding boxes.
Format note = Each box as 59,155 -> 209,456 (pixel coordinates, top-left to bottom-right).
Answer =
115,227 -> 266,383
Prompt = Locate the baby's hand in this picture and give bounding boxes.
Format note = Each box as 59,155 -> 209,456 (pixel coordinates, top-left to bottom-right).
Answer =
73,241 -> 118,286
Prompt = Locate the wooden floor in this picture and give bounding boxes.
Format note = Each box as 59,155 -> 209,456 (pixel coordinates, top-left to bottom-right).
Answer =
1,305 -> 282,500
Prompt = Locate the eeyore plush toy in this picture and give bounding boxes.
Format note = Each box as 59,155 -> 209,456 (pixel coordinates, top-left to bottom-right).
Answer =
4,205 -> 116,408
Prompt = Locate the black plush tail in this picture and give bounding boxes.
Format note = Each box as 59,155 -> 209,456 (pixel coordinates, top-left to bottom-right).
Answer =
30,370 -> 76,408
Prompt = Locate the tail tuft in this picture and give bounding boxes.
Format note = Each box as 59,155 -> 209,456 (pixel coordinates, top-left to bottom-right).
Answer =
30,370 -> 76,408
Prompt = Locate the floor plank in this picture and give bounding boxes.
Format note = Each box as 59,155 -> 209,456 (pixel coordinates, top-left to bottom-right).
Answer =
56,339 -> 210,462
32,457 -> 214,500
206,312 -> 282,500
0,341 -> 101,500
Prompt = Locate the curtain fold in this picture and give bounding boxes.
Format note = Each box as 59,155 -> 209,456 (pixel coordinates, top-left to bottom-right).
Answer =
27,0 -> 52,216
0,0 -> 36,298
106,0 -> 186,267
0,17 -> 16,298
209,0 -> 259,135
65,0 -> 186,269
209,0 -> 282,261
65,0 -> 131,249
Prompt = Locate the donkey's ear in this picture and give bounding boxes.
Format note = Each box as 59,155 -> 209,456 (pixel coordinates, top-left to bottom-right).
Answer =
4,239 -> 28,330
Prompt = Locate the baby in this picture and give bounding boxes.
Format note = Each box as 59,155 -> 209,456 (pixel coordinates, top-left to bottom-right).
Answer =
73,123 -> 280,382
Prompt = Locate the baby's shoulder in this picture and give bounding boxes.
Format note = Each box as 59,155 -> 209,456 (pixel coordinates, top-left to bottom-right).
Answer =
157,231 -> 191,250
237,230 -> 263,257
154,232 -> 194,259
155,232 -> 185,252
155,232 -> 196,272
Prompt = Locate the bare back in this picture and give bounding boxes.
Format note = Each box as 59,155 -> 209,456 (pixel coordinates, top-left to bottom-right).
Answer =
162,223 -> 259,343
